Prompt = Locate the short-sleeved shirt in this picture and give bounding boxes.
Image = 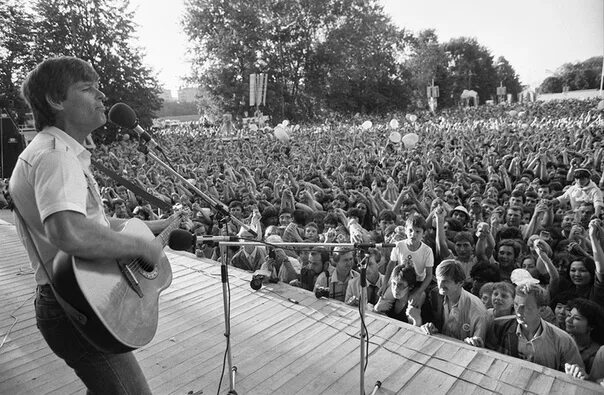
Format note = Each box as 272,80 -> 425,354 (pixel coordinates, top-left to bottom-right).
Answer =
390,241 -> 434,281
9,126 -> 109,285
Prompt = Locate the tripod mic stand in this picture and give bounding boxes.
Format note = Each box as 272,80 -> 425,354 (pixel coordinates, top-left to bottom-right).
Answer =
356,247 -> 383,395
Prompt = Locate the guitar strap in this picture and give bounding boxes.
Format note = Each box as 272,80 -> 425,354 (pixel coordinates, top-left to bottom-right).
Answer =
12,205 -> 88,326
91,159 -> 173,212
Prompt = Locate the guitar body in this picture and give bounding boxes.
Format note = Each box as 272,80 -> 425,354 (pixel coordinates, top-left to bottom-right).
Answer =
52,218 -> 173,353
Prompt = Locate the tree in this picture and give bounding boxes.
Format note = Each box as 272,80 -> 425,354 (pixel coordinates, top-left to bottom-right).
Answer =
540,56 -> 603,92
0,1 -> 37,114
308,0 -> 412,114
184,0 -> 412,120
539,76 -> 563,93
403,29 -> 451,109
444,37 -> 498,105
494,56 -> 522,100
31,0 -> 163,128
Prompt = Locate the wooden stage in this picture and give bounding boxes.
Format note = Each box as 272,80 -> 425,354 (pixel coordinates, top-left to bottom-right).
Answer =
1,212 -> 603,394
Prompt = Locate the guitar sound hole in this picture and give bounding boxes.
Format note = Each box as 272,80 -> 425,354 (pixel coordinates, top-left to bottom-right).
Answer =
139,266 -> 159,280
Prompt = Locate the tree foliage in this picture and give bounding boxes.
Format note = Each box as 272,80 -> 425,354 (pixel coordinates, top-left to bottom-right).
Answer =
0,1 -> 37,110
184,0 -> 412,120
540,56 -> 603,93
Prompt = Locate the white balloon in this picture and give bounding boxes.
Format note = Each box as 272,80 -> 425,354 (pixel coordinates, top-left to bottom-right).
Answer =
122,133 -> 130,141
361,120 -> 372,130
249,124 -> 258,131
389,131 -> 401,143
281,119 -> 290,127
597,100 -> 604,111
409,114 -> 417,122
273,125 -> 289,142
518,111 -> 525,118
509,110 -> 518,117
401,133 -> 419,148
389,119 -> 399,129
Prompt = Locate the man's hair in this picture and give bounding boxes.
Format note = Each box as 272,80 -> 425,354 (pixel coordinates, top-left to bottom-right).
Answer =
497,239 -> 520,259
392,264 -> 418,291
229,200 -> 243,209
332,246 -> 353,263
405,213 -> 426,231
479,282 -> 494,297
378,210 -> 396,222
309,246 -> 330,264
435,259 -> 466,284
492,281 -> 515,297
454,231 -> 474,245
22,56 -> 99,131
305,222 -> 318,231
515,282 -> 549,307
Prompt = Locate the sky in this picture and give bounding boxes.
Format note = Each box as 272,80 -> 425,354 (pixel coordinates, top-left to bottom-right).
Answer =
131,0 -> 603,96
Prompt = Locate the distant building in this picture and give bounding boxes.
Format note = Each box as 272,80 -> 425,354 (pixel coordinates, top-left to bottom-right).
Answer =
178,87 -> 200,103
159,89 -> 175,102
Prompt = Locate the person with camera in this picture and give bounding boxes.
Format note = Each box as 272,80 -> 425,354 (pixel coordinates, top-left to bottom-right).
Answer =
313,246 -> 357,302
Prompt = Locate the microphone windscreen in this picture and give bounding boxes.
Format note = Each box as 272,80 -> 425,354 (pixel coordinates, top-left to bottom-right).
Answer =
108,103 -> 137,129
168,229 -> 195,251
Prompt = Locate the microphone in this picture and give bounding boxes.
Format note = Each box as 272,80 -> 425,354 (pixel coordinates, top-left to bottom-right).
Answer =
168,229 -> 195,251
168,229 -> 242,251
108,103 -> 164,152
354,242 -> 395,249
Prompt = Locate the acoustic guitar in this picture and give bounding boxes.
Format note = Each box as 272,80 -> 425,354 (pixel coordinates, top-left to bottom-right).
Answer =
52,215 -> 182,353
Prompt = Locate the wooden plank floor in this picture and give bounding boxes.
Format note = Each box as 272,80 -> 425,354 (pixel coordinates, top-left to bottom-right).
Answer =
1,212 -> 603,394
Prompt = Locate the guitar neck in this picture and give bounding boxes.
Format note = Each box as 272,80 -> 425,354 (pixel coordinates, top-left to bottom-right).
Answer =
156,216 -> 183,249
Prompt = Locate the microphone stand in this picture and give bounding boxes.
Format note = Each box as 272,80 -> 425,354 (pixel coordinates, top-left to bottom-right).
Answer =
356,246 -> 382,395
136,143 -> 241,393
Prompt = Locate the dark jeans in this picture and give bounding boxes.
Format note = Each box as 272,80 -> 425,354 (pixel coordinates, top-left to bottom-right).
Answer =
35,285 -> 152,394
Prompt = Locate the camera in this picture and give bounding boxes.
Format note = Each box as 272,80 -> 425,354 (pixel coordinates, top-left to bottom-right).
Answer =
314,286 -> 330,299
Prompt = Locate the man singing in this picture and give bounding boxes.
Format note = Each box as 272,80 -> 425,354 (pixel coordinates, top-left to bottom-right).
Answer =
9,56 -> 170,394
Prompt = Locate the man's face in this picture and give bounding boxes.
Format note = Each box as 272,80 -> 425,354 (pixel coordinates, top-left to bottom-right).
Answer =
391,276 -> 409,299
59,80 -> 106,133
114,202 -> 128,218
514,293 -> 540,327
578,205 -> 594,225
230,206 -> 243,219
436,274 -> 462,298
506,208 -> 522,227
537,187 -> 550,198
305,226 -> 318,240
509,196 -> 523,207
451,211 -> 467,224
335,252 -> 354,276
498,245 -> 516,267
454,241 -> 473,260
379,218 -> 395,232
279,213 -> 292,226
309,254 -> 324,274
561,214 -> 574,231
525,196 -> 537,208
576,176 -> 590,187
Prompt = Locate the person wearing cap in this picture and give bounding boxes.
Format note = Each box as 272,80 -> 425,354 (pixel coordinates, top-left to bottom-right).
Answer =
451,205 -> 470,229
485,282 -> 584,372
554,168 -> 603,217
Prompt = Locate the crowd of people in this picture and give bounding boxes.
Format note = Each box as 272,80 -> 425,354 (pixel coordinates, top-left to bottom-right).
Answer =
68,97 -> 604,385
